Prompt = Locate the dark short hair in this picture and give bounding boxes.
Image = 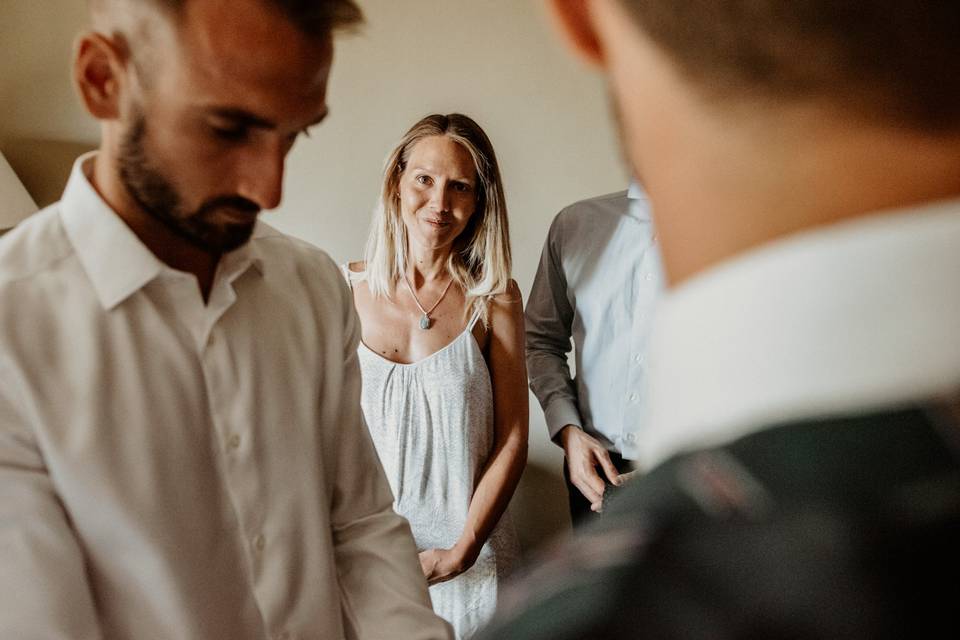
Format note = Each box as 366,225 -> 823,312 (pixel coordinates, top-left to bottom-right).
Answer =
617,0 -> 960,131
157,0 -> 363,37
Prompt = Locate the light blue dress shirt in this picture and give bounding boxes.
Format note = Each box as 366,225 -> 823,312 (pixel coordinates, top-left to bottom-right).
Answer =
525,185 -> 663,460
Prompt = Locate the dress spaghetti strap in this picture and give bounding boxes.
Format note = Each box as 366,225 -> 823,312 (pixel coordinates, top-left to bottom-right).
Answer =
339,263 -> 367,293
338,264 -> 353,290
466,303 -> 484,332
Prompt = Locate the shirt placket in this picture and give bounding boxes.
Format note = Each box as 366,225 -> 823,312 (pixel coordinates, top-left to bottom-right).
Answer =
195,275 -> 271,629
621,239 -> 659,459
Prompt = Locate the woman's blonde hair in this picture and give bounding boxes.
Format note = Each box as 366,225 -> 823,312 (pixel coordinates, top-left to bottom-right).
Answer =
363,113 -> 512,324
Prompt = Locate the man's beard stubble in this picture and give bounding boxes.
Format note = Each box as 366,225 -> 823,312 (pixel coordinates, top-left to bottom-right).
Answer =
117,113 -> 260,254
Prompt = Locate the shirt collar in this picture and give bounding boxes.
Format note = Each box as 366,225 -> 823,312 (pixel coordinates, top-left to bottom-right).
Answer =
219,223 -> 267,282
626,181 -> 651,221
60,153 -> 166,310
639,198 -> 960,469
60,153 -> 266,310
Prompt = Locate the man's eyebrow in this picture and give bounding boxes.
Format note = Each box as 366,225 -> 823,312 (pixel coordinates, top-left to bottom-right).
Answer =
206,108 -> 277,130
204,106 -> 330,130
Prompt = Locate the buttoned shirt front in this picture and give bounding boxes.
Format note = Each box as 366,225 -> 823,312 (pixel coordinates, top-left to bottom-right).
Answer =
640,198 -> 960,470
0,155 -> 451,640
525,186 -> 663,460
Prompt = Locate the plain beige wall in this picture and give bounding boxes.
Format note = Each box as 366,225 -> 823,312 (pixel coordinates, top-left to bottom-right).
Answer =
0,0 -> 628,552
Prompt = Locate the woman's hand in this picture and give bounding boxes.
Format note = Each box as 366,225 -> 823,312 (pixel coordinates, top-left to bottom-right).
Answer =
418,544 -> 479,585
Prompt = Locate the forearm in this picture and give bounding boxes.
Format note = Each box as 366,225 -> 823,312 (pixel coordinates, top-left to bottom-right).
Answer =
525,227 -> 581,437
333,504 -> 452,640
455,424 -> 527,558
456,279 -> 529,558
526,348 -> 584,439
0,373 -> 104,639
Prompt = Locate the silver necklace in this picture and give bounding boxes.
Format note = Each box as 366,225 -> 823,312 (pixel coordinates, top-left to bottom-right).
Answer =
403,274 -> 454,330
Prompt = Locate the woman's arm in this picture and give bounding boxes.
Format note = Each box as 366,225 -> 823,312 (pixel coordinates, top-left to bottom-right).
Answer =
420,280 -> 529,584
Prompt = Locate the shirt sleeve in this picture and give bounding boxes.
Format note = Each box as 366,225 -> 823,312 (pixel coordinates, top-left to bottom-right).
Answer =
525,213 -> 584,441
326,280 -> 453,640
0,360 -> 104,639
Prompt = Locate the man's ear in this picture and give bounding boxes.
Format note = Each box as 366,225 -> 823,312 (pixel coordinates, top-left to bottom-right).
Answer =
73,32 -> 127,120
545,0 -> 606,67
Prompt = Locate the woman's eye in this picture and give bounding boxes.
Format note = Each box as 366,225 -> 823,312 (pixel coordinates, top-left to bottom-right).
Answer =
453,182 -> 472,193
416,175 -> 431,185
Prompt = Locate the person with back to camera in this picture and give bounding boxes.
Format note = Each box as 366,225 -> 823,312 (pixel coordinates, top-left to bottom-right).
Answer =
477,0 -> 960,637
341,113 -> 528,639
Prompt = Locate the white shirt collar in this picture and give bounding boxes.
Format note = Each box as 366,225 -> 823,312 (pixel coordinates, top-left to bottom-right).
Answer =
639,198 -> 960,469
60,153 -> 264,310
627,182 -> 651,221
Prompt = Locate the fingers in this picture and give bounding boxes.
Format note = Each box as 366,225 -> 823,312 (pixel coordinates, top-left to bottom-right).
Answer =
418,550 -> 435,579
576,481 -> 603,507
567,434 -> 605,497
568,453 -> 605,504
597,449 -> 622,486
566,428 -> 626,512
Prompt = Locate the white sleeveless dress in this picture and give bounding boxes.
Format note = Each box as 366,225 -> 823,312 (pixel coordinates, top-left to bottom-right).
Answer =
342,268 -> 520,639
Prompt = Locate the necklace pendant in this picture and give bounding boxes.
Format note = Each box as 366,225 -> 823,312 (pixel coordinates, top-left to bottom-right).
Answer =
419,314 -> 432,330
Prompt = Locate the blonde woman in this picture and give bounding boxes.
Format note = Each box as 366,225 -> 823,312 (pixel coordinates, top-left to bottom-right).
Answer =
342,113 -> 527,638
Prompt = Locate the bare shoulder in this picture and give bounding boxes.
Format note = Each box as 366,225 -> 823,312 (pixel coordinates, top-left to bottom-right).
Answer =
346,260 -> 366,273
490,279 -> 524,310
488,279 -> 525,339
484,280 -> 526,364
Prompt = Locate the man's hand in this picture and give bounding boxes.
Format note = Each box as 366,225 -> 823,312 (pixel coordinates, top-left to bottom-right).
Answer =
560,425 -> 621,512
615,468 -> 643,486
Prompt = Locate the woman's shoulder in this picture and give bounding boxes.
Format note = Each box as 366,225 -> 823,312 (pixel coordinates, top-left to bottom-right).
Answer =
483,279 -> 524,332
489,279 -> 523,307
337,261 -> 369,294
340,260 -> 368,280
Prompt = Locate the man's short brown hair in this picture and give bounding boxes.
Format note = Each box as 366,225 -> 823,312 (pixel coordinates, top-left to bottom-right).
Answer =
618,0 -> 960,131
155,0 -> 363,37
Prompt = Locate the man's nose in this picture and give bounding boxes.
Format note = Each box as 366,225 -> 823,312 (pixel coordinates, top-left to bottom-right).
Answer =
236,145 -> 285,211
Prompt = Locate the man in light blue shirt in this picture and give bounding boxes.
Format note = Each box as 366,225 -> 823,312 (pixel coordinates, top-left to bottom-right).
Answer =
526,184 -> 662,524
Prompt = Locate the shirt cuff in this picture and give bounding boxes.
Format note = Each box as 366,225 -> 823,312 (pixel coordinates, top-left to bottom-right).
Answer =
544,401 -> 583,443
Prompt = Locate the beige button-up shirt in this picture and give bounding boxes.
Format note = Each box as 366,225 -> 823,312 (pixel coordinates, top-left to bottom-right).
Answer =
0,155 -> 451,640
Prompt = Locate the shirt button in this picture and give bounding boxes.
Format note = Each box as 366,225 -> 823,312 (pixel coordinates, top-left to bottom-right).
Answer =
624,433 -> 637,444
253,534 -> 265,552
634,354 -> 643,364
629,392 -> 639,402
227,434 -> 241,451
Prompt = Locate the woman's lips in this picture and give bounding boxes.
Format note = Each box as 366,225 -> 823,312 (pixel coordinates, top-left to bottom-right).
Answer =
425,218 -> 451,227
